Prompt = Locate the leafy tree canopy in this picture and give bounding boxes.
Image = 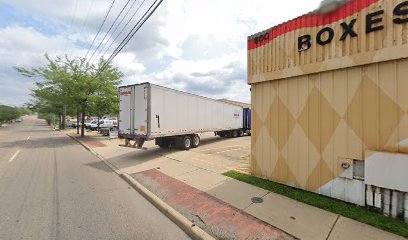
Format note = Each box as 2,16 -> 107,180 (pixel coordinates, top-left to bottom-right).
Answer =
15,54 -> 123,136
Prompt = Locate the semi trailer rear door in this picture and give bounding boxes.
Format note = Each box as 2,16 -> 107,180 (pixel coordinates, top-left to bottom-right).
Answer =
133,83 -> 149,137
119,86 -> 133,136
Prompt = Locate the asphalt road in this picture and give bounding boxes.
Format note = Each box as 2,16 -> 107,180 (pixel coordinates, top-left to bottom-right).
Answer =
0,116 -> 190,240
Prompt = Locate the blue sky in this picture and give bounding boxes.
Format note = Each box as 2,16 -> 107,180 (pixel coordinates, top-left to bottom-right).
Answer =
0,0 -> 321,106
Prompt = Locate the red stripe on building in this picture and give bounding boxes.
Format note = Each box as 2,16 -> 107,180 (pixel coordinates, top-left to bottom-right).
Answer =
248,0 -> 380,50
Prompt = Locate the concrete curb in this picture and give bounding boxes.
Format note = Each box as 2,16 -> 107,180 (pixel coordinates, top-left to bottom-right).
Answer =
121,173 -> 215,240
65,132 -> 215,240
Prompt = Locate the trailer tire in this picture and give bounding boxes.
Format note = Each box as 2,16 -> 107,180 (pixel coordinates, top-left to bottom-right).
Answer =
238,129 -> 244,137
180,136 -> 192,150
232,130 -> 238,138
191,135 -> 200,148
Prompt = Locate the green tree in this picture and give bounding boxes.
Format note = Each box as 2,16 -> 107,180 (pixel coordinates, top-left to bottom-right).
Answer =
65,57 -> 122,136
0,105 -> 24,125
16,54 -> 74,129
16,55 -> 122,137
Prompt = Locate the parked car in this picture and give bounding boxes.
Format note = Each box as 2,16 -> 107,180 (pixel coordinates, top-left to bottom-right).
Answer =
90,119 -> 117,131
85,120 -> 98,129
66,120 -> 78,128
15,118 -> 23,122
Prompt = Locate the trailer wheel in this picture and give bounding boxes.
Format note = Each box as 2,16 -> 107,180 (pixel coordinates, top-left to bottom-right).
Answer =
238,129 -> 244,137
191,135 -> 200,148
232,130 -> 238,138
180,136 -> 192,150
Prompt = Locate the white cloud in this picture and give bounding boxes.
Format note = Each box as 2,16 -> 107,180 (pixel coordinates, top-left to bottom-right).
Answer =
0,0 -> 323,106
0,25 -> 79,105
113,52 -> 145,73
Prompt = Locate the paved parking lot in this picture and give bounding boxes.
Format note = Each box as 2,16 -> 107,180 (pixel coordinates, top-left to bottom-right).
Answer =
67,130 -> 251,176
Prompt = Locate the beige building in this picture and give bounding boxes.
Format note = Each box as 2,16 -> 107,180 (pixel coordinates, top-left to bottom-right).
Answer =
248,0 -> 408,218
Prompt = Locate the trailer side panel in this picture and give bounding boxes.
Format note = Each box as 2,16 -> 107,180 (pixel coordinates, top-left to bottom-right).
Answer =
148,84 -> 244,138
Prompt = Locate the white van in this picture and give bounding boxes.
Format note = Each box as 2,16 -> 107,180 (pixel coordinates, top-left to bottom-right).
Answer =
90,119 -> 117,131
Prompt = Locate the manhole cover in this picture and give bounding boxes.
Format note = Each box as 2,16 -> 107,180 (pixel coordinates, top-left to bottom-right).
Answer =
251,197 -> 264,204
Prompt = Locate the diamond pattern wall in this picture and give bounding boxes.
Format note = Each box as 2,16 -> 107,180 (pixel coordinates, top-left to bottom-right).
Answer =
251,59 -> 408,194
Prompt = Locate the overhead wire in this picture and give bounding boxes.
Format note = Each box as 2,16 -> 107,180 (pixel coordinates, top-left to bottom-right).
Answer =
88,0 -> 134,63
84,0 -> 117,59
92,0 -> 142,63
76,0 -> 97,48
63,0 -> 79,55
102,0 -> 164,70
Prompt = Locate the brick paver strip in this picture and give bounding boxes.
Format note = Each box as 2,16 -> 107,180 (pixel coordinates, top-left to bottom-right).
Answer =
74,135 -> 107,148
132,169 -> 297,240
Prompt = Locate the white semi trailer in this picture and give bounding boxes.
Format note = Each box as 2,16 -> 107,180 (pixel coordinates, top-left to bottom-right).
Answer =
118,83 -> 250,150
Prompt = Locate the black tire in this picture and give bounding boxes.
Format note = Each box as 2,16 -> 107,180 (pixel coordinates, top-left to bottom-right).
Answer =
191,135 -> 200,148
232,130 -> 238,138
180,136 -> 192,150
238,129 -> 244,137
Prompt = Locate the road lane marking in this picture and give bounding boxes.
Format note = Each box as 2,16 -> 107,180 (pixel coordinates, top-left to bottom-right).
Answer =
9,150 -> 21,162
26,136 -> 30,141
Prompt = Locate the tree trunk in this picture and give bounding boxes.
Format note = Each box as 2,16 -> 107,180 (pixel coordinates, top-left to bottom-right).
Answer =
76,110 -> 80,134
61,104 -> 66,130
97,116 -> 100,133
81,109 -> 85,138
59,114 -> 62,130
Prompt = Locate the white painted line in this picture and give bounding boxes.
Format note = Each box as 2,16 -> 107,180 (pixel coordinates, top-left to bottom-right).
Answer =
9,150 -> 21,163
26,136 -> 30,141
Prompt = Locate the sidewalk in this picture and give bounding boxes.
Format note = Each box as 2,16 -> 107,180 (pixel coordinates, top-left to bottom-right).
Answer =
65,129 -> 406,240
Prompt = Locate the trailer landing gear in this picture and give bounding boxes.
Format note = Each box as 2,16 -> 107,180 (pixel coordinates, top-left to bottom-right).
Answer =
120,138 -> 146,149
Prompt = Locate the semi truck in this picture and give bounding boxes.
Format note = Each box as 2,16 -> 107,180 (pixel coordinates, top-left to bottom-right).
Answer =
118,83 -> 251,150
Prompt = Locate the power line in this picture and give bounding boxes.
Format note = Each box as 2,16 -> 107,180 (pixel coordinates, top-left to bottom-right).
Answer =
98,0 -> 147,62
93,0 -> 143,62
68,0 -> 96,57
102,0 -> 164,70
77,0 -> 97,44
63,0 -> 79,55
84,0 -> 117,59
88,0 -> 134,63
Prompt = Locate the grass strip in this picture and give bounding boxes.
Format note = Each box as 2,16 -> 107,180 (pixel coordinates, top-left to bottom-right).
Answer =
223,171 -> 408,238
